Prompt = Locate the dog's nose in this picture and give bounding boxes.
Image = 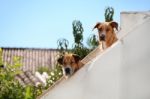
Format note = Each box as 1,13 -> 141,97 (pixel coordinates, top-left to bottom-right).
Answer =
100,34 -> 105,41
65,67 -> 71,75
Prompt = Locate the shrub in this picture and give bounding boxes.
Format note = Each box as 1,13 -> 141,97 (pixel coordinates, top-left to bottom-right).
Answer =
37,66 -> 51,74
0,48 -> 25,99
46,64 -> 63,88
0,48 -> 41,99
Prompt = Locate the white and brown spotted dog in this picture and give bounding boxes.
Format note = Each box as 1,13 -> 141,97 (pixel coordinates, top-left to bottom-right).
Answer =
57,53 -> 83,78
93,21 -> 118,50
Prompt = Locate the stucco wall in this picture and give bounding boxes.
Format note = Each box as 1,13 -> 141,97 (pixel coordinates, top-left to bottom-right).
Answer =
118,11 -> 150,39
41,41 -> 121,99
120,13 -> 150,99
40,11 -> 150,99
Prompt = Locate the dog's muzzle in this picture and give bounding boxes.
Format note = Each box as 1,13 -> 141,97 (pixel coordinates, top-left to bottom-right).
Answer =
63,66 -> 74,76
100,33 -> 105,41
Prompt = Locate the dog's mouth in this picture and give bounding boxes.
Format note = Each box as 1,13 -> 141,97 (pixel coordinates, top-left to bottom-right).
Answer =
63,66 -> 74,76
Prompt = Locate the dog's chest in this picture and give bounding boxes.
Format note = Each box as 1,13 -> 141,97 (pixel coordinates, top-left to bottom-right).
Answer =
99,41 -> 107,51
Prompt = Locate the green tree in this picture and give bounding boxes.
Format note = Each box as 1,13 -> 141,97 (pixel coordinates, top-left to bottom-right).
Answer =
87,34 -> 99,50
105,7 -> 114,22
72,20 -> 90,59
57,38 -> 69,55
72,20 -> 83,45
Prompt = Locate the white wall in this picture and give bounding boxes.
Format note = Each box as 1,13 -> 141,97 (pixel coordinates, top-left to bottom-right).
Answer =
118,11 -> 150,39
41,42 -> 121,99
120,13 -> 150,99
40,11 -> 150,99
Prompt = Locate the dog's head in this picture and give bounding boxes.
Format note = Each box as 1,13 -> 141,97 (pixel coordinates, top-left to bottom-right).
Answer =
93,21 -> 118,41
57,54 -> 81,76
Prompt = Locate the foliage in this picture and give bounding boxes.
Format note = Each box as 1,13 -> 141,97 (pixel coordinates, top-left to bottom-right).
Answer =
24,85 -> 36,99
56,20 -> 91,59
87,34 -> 99,50
0,48 -> 24,99
72,20 -> 90,59
0,48 -> 41,99
57,38 -> 69,55
72,20 -> 83,44
0,48 -> 3,66
37,65 -> 63,90
46,65 -> 63,88
105,6 -> 114,22
0,48 -> 63,99
37,66 -> 51,74
26,85 -> 43,98
72,43 -> 90,59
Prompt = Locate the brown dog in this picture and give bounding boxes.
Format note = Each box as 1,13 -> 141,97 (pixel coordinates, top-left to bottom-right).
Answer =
57,53 -> 83,77
93,21 -> 118,50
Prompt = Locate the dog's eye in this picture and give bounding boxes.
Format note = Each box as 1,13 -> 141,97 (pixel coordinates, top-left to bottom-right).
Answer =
98,28 -> 102,32
106,28 -> 110,32
71,61 -> 75,64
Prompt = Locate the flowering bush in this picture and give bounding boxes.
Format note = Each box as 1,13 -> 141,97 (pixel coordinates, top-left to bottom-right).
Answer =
0,48 -> 41,99
45,65 -> 63,89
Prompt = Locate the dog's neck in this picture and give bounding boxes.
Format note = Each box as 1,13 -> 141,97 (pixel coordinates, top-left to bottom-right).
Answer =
105,31 -> 118,47
99,41 -> 106,51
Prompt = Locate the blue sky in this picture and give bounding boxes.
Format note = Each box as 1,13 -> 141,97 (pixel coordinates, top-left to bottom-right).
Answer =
0,0 -> 150,49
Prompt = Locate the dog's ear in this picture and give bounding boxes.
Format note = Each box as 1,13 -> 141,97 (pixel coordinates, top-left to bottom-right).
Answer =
110,21 -> 118,31
72,54 -> 81,63
93,22 -> 101,31
57,56 -> 64,65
